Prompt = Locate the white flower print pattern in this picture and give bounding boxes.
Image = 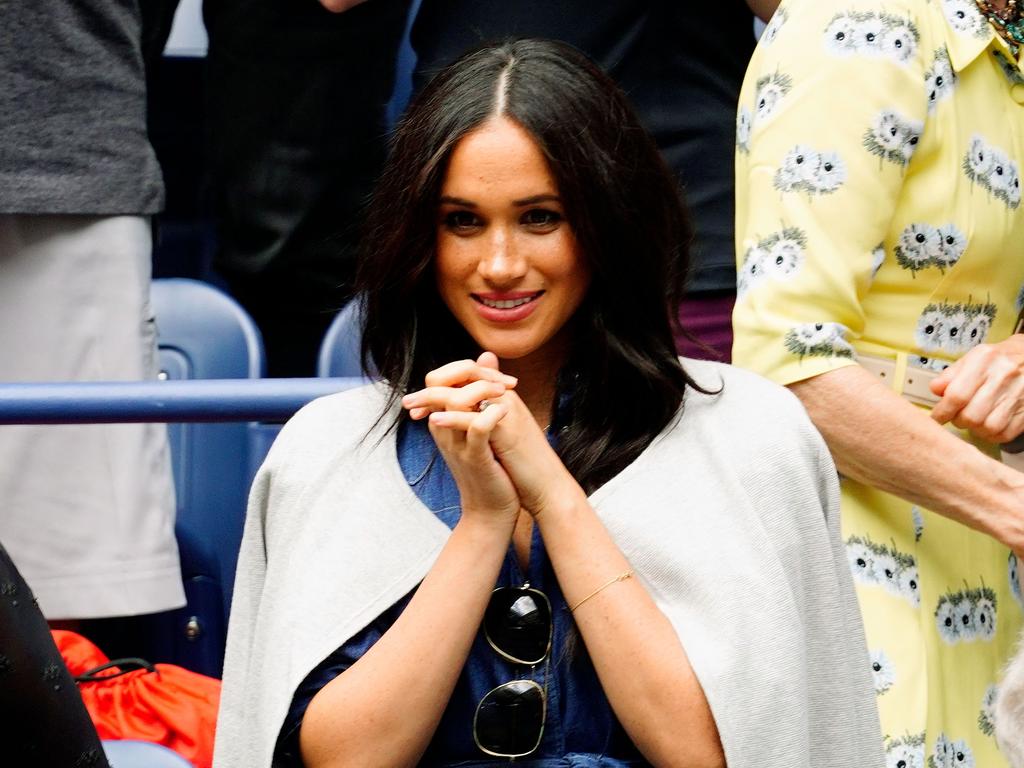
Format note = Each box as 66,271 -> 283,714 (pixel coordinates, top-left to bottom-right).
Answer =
940,0 -> 989,37
846,535 -> 919,606
915,301 -> 996,354
938,306 -> 969,353
979,685 -> 998,736
760,6 -> 788,45
935,226 -> 967,271
774,145 -> 847,196
753,72 -> 793,127
871,649 -> 896,695
934,586 -> 998,645
912,506 -> 925,541
824,13 -> 861,56
871,244 -> 886,279
886,733 -> 926,768
737,226 -> 807,298
973,596 -> 996,641
936,600 -> 961,644
925,48 -> 957,113
883,19 -> 918,64
864,110 -> 922,168
993,49 -> 1024,86
963,135 -> 1021,209
895,223 -> 941,273
911,356 -> 952,374
1010,553 -> 1023,607
824,11 -> 920,63
784,321 -> 855,359
737,107 -> 752,154
953,595 -> 976,640
929,733 -> 977,768
847,539 -> 878,584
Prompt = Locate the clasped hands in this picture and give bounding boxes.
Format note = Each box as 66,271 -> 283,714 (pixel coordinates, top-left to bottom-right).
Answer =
930,334 -> 1024,445
401,352 -> 576,525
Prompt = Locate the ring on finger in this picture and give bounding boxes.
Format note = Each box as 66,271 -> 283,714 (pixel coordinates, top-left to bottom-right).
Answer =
478,399 -> 492,412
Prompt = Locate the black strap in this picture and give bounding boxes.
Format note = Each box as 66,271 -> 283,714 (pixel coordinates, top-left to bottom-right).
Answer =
74,657 -> 158,683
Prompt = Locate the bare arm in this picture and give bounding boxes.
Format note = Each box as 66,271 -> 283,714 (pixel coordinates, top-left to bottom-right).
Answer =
746,0 -> 781,22
788,365 -> 1024,554
434,400 -> 724,767
299,514 -> 513,768
535,485 -> 724,768
299,371 -> 522,768
407,361 -> 724,767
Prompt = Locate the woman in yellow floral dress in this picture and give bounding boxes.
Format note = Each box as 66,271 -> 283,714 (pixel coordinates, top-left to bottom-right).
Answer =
733,0 -> 1024,765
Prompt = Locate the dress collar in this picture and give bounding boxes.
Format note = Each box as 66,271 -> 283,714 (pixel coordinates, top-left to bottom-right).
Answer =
939,0 -> 1002,72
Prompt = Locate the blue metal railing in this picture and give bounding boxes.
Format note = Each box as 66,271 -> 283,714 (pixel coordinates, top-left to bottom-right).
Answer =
0,378 -> 367,424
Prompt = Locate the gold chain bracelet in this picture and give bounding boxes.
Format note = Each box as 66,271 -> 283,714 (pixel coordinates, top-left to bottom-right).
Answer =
570,570 -> 634,613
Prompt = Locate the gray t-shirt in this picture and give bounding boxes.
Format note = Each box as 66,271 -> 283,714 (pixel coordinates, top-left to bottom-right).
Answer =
0,0 -> 163,214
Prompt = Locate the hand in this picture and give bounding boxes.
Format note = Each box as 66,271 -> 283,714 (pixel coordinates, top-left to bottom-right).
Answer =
930,335 -> 1024,444
404,354 -> 581,518
402,355 -> 520,526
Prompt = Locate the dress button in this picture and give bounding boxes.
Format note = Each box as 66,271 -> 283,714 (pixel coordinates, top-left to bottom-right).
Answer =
1012,83 -> 1024,104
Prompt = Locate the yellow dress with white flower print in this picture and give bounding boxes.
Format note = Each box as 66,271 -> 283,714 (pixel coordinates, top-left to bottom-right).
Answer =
733,0 -> 1024,765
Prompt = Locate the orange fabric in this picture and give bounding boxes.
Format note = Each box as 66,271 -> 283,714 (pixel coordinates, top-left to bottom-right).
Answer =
52,630 -> 220,768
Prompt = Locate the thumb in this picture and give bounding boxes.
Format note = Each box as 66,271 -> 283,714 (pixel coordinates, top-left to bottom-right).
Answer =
477,351 -> 501,371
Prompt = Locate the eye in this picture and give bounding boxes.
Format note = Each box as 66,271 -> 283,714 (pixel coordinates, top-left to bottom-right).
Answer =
521,208 -> 562,231
443,210 -> 480,232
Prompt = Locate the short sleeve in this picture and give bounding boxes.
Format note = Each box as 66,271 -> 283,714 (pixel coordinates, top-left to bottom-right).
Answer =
272,593 -> 412,766
732,0 -> 931,384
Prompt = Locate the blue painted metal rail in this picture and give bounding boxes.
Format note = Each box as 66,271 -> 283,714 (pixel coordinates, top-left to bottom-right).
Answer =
0,378 -> 367,424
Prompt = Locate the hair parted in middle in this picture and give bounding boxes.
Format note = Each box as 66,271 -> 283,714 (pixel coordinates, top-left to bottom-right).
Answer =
357,38 -> 706,493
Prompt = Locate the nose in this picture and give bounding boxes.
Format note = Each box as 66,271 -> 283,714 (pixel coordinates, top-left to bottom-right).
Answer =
477,226 -> 527,286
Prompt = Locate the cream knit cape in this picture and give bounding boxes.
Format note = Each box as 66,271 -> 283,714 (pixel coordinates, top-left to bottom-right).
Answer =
213,360 -> 883,768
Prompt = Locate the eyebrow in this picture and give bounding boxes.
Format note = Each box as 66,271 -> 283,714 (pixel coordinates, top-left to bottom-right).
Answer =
438,194 -> 562,208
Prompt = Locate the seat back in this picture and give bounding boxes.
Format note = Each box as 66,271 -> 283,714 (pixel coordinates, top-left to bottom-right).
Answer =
317,297 -> 370,378
102,739 -> 194,768
151,278 -> 265,677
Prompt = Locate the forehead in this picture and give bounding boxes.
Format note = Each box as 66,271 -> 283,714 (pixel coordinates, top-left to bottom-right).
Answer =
441,116 -> 559,199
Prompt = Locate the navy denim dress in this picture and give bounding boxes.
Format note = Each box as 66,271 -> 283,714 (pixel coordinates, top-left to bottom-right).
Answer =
274,418 -> 647,767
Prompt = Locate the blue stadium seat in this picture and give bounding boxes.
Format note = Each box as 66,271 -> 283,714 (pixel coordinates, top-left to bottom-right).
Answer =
316,297 -> 369,378
102,739 -> 193,768
150,278 -> 265,677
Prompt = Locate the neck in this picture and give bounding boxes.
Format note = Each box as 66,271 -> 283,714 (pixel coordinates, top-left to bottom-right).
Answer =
499,356 -> 559,429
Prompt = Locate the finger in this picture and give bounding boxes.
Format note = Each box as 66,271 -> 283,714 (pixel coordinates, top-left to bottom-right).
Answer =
424,359 -> 517,389
929,361 -> 958,397
953,367 -> 1024,441
428,403 -> 508,461
930,356 -> 987,425
477,351 -> 500,371
403,380 -> 508,413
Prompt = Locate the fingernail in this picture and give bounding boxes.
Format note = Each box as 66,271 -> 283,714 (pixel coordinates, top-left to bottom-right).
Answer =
402,394 -> 419,406
429,412 -> 452,426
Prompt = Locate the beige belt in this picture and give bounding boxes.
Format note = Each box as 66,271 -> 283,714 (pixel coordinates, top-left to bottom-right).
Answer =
858,354 -> 940,407
860,354 -> 1024,463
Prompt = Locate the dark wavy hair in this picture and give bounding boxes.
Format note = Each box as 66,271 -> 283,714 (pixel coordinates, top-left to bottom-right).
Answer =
357,39 -> 706,493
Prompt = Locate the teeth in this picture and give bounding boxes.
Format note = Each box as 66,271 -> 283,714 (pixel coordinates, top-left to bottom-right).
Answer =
480,296 -> 535,309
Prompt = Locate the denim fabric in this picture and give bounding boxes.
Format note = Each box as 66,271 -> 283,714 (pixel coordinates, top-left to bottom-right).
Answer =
275,418 -> 645,766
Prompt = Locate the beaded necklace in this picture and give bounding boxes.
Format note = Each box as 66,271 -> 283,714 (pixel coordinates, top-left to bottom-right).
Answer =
974,0 -> 1024,55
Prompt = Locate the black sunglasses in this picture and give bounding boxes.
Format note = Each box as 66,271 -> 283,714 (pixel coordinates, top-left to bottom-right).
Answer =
473,585 -> 553,758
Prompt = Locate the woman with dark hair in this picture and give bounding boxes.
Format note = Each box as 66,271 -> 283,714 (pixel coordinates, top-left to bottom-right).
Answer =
214,40 -> 881,768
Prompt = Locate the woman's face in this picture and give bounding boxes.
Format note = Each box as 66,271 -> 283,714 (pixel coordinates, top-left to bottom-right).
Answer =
435,116 -> 590,373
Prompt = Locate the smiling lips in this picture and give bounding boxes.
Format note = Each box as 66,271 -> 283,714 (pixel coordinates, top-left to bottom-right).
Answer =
471,291 -> 545,322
